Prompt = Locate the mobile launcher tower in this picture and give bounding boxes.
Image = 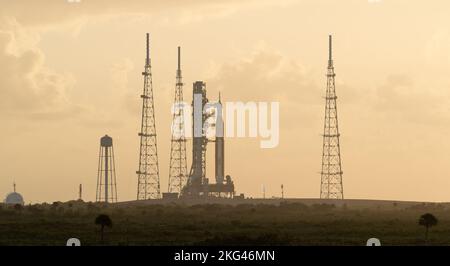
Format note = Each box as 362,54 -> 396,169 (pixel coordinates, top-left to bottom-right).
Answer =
181,81 -> 235,198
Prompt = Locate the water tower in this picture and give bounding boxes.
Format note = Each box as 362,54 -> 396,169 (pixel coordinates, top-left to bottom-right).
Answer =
96,135 -> 118,203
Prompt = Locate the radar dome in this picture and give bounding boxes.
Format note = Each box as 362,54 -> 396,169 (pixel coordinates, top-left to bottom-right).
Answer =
5,192 -> 24,205
4,182 -> 24,205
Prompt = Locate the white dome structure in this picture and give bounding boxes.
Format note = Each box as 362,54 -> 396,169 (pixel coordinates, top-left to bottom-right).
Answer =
5,192 -> 24,205
4,183 -> 24,205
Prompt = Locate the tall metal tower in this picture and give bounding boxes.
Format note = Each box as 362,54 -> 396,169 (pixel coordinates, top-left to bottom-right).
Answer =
320,35 -> 344,199
168,46 -> 188,194
96,135 -> 118,203
136,33 -> 161,200
188,82 -> 208,191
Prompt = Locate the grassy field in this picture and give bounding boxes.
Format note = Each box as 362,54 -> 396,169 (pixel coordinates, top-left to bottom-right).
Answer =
0,200 -> 449,246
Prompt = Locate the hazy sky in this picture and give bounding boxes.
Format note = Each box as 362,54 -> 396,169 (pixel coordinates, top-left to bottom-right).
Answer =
2,0 -> 450,203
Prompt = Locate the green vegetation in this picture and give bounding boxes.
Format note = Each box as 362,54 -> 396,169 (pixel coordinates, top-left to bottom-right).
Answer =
0,200 -> 449,246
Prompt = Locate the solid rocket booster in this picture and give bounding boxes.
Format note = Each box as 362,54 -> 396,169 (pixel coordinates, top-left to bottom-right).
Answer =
215,96 -> 225,184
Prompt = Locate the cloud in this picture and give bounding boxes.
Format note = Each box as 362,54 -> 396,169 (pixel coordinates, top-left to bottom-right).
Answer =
205,45 -> 362,131
425,29 -> 450,64
206,47 -> 317,132
110,58 -> 142,116
0,18 -> 76,119
373,74 -> 450,125
204,44 -> 450,136
0,0 -> 291,28
0,0 -> 293,120
207,46 -> 320,102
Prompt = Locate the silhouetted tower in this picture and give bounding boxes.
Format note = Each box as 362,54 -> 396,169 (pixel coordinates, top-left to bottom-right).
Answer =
78,184 -> 82,201
96,135 -> 118,203
137,33 -> 161,200
320,35 -> 344,199
168,47 -> 188,194
188,81 -> 208,191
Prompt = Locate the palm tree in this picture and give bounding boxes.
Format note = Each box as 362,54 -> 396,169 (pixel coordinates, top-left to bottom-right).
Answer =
95,214 -> 112,242
419,213 -> 438,242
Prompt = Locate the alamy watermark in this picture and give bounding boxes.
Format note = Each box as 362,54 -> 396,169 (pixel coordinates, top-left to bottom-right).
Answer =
171,100 -> 280,149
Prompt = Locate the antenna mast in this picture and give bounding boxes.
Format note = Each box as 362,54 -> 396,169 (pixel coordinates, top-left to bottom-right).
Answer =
137,33 -> 161,200
320,35 -> 344,199
168,46 -> 188,194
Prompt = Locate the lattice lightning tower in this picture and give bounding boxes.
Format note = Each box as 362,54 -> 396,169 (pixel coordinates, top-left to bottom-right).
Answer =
136,33 -> 161,200
168,47 -> 188,194
320,35 -> 344,199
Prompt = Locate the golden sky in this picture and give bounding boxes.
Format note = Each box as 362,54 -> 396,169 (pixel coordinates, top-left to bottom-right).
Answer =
2,0 -> 450,203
